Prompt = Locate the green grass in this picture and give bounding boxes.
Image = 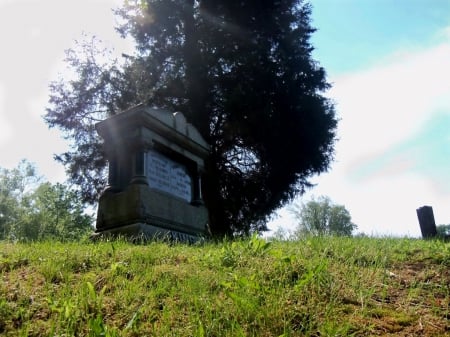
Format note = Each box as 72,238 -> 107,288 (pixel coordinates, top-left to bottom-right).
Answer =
1,236 -> 449,336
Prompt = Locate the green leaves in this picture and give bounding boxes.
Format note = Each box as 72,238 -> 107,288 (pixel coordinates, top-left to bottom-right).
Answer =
246,233 -> 272,255
290,195 -> 357,237
0,160 -> 93,242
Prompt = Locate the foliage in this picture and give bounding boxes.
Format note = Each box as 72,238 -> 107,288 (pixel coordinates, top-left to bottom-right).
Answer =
436,224 -> 450,237
45,0 -> 337,236
18,182 -> 93,241
290,195 -> 357,237
0,160 -> 93,242
1,237 -> 449,336
268,225 -> 292,241
0,160 -> 42,240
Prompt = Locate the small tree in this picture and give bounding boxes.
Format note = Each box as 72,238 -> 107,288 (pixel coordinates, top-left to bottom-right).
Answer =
20,182 -> 93,241
290,196 -> 357,237
0,160 -> 93,241
436,224 -> 450,237
269,226 -> 291,241
0,160 -> 41,240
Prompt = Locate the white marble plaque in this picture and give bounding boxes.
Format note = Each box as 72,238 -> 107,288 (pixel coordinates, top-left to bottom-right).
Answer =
146,150 -> 192,202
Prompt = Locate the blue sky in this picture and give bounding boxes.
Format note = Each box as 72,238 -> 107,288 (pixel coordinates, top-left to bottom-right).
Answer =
1,0 -> 449,236
276,0 -> 450,236
311,0 -> 450,74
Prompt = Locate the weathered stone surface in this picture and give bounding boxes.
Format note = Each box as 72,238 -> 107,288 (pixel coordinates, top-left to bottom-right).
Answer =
94,105 -> 210,242
96,184 -> 207,235
96,104 -> 209,165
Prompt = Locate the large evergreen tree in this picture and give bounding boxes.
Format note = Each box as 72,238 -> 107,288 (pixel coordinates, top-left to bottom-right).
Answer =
45,0 -> 337,236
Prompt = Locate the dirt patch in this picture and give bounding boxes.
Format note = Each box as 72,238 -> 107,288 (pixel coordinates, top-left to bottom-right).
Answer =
365,261 -> 450,336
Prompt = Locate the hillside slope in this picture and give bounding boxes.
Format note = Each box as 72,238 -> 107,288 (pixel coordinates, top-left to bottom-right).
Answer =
1,237 -> 449,336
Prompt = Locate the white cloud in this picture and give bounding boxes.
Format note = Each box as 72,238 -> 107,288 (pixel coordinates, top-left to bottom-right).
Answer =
329,40 -> 450,176
330,40 -> 450,234
270,33 -> 450,237
0,0 -> 131,176
437,25 -> 450,42
0,83 -> 12,145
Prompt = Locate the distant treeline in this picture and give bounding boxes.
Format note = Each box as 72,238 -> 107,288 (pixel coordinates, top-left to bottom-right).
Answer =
0,160 -> 93,242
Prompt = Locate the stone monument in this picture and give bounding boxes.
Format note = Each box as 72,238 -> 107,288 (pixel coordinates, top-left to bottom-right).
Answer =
416,205 -> 438,239
93,104 -> 210,242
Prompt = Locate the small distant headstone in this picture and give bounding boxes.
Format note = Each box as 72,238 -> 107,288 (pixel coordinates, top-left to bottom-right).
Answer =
93,104 -> 210,243
416,206 -> 438,239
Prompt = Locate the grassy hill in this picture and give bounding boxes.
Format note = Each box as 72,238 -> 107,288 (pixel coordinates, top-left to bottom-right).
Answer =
0,236 -> 449,336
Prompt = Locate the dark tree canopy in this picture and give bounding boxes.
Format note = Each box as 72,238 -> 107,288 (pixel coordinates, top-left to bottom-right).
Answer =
45,0 -> 337,237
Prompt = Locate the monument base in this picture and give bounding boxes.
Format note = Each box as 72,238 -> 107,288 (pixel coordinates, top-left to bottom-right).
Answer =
91,223 -> 204,244
94,106 -> 210,244
94,184 -> 208,244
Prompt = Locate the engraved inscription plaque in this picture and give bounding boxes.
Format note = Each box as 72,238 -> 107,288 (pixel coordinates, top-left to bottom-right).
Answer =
147,150 -> 192,202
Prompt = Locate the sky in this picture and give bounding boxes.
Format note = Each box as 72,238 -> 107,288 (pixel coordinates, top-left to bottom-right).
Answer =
1,0 -> 450,237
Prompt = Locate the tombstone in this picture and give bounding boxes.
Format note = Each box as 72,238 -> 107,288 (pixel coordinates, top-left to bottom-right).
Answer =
416,206 -> 438,239
93,104 -> 210,243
